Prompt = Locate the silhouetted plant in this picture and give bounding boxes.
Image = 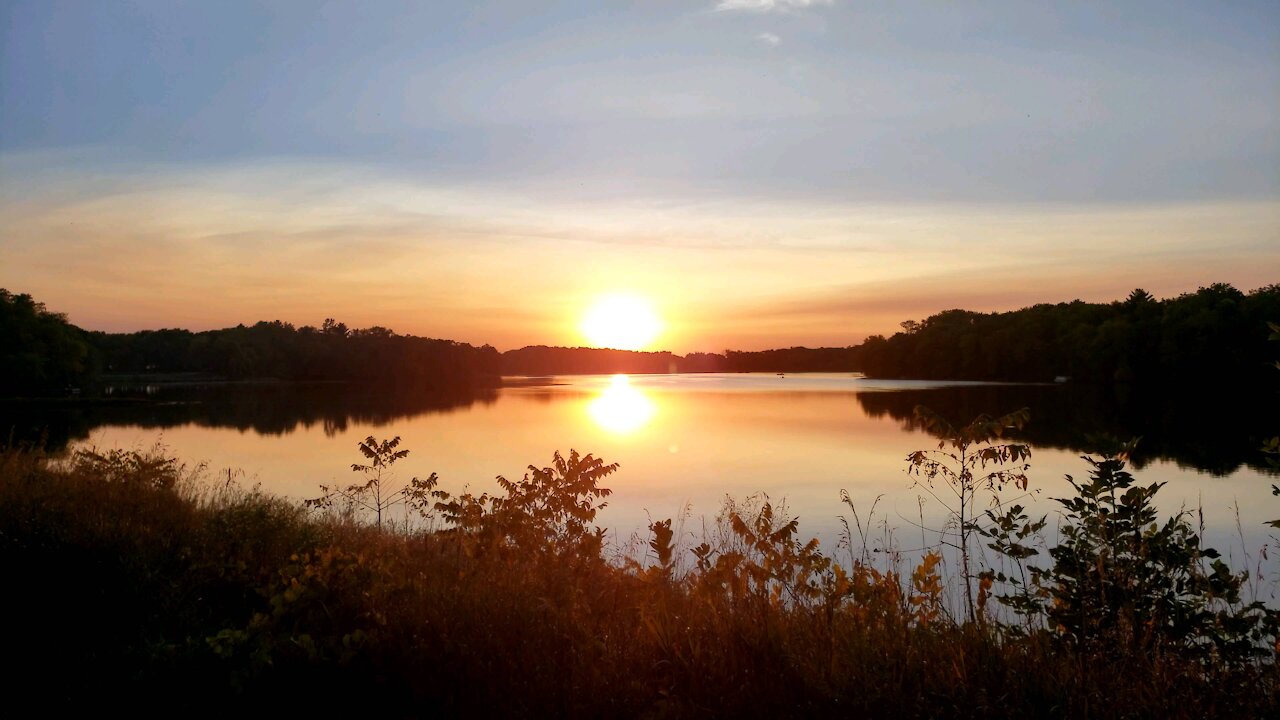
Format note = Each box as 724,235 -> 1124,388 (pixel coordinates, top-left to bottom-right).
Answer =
725,497 -> 830,608
208,546 -> 391,682
981,442 -> 1278,665
909,551 -> 945,625
975,502 -> 1046,631
305,435 -> 437,529
906,405 -> 1031,621
69,445 -> 185,490
6,440 -> 1278,716
648,518 -> 676,577
431,449 -> 616,563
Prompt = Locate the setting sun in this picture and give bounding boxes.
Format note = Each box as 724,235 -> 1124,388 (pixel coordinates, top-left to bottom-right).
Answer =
580,294 -> 662,350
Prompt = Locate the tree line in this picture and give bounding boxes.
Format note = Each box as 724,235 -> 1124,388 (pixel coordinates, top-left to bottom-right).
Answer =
0,292 -> 501,397
3,283 -> 1278,397
506,284 -> 1280,384
497,345 -> 859,375
858,284 -> 1280,385
0,289 -> 94,397
87,318 -> 502,387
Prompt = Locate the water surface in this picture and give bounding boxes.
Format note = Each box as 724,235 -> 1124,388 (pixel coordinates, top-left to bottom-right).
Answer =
6,373 -> 1276,591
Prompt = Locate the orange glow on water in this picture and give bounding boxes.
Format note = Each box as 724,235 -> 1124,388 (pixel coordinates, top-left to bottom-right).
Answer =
587,375 -> 656,434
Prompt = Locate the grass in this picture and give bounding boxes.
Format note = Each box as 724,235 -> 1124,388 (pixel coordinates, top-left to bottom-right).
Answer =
1,443 -> 1276,717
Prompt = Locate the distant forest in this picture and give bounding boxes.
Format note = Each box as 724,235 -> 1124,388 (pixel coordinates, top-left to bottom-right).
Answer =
2,283 -> 1278,397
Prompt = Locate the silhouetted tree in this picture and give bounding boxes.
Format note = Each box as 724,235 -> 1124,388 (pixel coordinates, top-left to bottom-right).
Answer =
855,284 -> 1280,386
0,289 -> 94,396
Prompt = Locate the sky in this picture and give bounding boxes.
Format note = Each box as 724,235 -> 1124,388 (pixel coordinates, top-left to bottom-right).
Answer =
1,0 -> 1277,352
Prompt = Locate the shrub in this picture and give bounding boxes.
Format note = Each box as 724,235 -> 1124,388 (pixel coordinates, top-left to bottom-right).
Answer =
985,442 -> 1279,665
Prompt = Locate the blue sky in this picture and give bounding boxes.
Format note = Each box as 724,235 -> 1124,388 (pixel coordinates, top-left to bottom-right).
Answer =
2,1 -> 1277,350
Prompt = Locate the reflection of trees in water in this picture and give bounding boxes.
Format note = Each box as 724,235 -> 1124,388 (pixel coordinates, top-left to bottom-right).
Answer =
1,383 -> 497,452
855,385 -> 1278,476
7,381 -> 1271,477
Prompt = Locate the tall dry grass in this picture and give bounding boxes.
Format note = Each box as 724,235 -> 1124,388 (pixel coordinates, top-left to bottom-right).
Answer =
1,443 -> 1274,717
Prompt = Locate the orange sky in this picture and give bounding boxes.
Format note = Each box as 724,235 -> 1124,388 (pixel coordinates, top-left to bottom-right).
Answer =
2,3 -> 1277,352
2,156 -> 1276,352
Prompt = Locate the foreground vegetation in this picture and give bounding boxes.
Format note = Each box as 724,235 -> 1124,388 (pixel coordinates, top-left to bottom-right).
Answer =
3,433 -> 1276,717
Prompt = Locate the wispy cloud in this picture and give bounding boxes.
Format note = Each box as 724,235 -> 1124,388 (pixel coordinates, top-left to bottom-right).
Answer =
716,0 -> 833,13
756,32 -> 781,46
4,151 -> 1277,351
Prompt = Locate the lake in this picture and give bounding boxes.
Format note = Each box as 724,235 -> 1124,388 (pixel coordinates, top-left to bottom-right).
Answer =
6,373 -> 1277,596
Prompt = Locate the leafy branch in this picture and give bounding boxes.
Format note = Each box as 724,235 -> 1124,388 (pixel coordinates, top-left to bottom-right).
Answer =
906,405 -> 1031,622
305,435 -> 438,529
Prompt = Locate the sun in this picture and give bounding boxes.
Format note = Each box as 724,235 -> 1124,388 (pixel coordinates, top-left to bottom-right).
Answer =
580,294 -> 662,350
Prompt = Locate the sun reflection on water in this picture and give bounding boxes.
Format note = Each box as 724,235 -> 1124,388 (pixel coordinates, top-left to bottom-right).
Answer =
587,375 -> 655,434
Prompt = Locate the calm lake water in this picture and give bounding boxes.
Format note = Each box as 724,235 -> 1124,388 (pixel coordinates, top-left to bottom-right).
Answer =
8,373 -> 1278,596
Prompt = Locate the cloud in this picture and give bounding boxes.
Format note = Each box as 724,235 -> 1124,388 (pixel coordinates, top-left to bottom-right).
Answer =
757,32 -> 781,46
3,152 -> 1278,350
716,0 -> 833,13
